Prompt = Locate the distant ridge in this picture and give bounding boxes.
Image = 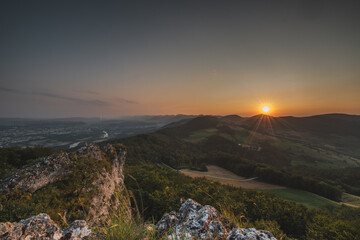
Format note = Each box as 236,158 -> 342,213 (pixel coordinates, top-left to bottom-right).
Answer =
222,114 -> 243,121
242,113 -> 360,137
156,113 -> 360,138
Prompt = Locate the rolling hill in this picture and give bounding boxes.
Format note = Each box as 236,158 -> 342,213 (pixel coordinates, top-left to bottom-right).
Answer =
117,113 -> 360,202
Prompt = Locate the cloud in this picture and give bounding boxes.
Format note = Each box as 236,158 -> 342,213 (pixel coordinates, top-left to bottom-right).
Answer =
1,86 -> 138,106
0,87 -> 25,94
35,92 -> 110,106
74,90 -> 100,95
74,89 -> 138,104
210,70 -> 217,76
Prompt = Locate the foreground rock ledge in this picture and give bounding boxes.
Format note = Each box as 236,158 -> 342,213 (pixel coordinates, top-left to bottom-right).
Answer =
156,199 -> 277,240
0,213 -> 91,240
0,143 -> 128,226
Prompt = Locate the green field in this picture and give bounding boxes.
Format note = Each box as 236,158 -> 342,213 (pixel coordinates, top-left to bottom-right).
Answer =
184,128 -> 217,142
261,188 -> 339,209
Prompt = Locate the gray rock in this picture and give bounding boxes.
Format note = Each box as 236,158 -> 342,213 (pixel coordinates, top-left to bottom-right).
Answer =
0,213 -> 91,240
0,152 -> 72,193
61,220 -> 92,240
156,199 -> 230,239
0,143 -> 129,227
86,144 -> 129,225
227,228 -> 277,240
156,199 -> 277,240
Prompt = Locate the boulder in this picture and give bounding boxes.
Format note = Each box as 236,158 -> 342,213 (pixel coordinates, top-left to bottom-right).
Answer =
0,213 -> 91,240
156,199 -> 277,240
61,220 -> 92,240
227,228 -> 277,240
156,199 -> 231,239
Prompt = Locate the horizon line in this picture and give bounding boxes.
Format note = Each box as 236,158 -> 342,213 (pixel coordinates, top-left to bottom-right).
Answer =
0,112 -> 359,120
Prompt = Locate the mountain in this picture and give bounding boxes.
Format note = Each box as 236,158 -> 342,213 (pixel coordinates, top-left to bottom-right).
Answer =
242,113 -> 360,138
1,116 -> 360,239
118,113 -> 360,200
0,143 -> 282,240
222,114 -> 243,122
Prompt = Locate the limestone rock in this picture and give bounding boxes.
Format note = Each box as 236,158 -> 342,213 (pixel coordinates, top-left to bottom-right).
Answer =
0,152 -> 72,193
0,213 -> 91,240
86,144 -> 129,225
156,199 -> 230,239
0,143 -> 129,226
61,220 -> 92,240
227,228 -> 277,240
156,199 -> 277,240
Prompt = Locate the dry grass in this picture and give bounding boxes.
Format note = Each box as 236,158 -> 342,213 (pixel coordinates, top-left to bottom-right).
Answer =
341,193 -> 360,208
180,165 -> 284,190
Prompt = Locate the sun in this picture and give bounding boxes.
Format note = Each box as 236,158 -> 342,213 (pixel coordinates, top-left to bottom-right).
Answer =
262,106 -> 270,114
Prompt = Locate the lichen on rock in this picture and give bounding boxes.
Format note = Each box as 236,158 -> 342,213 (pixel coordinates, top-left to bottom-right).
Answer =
0,143 -> 129,226
0,152 -> 72,193
227,228 -> 277,240
0,213 -> 91,240
156,199 -> 277,240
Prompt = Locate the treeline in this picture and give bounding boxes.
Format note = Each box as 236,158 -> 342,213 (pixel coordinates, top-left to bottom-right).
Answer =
197,135 -> 342,201
113,133 -> 201,167
125,163 -> 360,240
0,146 -> 56,179
117,132 -> 343,201
205,152 -> 342,201
294,165 -> 360,196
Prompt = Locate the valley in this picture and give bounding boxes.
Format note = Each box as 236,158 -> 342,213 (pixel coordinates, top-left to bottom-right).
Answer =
2,114 -> 360,239
181,164 -> 360,209
0,115 -> 194,149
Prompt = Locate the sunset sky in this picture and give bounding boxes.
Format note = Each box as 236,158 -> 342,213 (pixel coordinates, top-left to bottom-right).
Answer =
1,0 -> 359,118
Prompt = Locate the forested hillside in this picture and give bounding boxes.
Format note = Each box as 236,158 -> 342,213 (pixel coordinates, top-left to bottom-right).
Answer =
115,115 -> 360,201
125,163 -> 360,239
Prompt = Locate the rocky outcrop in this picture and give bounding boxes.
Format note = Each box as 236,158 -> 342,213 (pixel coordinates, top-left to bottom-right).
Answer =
86,144 -> 128,225
156,199 -> 277,240
0,143 -> 128,226
0,144 -> 106,194
0,152 -> 72,193
0,144 -> 123,195
0,213 -> 91,240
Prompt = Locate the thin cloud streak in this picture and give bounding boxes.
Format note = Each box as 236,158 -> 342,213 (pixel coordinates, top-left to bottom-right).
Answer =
114,97 -> 138,104
74,89 -> 139,104
0,87 -> 24,94
35,92 -> 109,106
0,86 -> 137,106
74,90 -> 100,95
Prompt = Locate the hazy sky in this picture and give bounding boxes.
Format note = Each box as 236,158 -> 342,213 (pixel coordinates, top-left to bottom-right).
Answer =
1,0 -> 359,118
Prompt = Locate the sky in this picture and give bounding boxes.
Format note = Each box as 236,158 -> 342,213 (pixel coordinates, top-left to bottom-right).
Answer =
0,0 -> 359,118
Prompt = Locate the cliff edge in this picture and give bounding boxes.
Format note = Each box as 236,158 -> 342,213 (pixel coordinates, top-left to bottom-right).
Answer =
0,143 -> 129,227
